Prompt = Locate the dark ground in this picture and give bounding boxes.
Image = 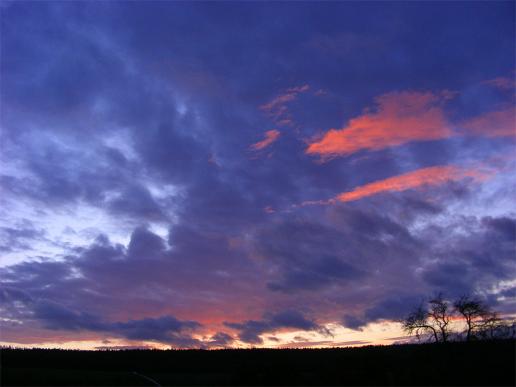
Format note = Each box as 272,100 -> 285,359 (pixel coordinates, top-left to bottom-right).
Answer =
1,339 -> 515,386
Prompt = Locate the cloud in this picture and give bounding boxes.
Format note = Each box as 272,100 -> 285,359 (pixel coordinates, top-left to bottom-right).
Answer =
225,310 -> 321,344
363,295 -> 425,323
0,2 -> 515,349
341,212 -> 516,329
260,85 -> 310,113
1,211 -> 515,346
126,226 -> 167,259
250,129 -> 281,151
111,316 -> 200,343
342,315 -> 367,331
0,292 -> 202,347
260,85 -> 310,127
459,106 -> 515,138
306,89 -> 514,161
481,216 -> 516,240
306,91 -> 453,159
206,332 -> 234,348
482,77 -> 516,91
267,256 -> 365,293
0,224 -> 265,345
106,184 -> 167,221
336,165 -> 488,203
420,215 -> 516,299
0,220 -> 45,253
253,207 -> 416,294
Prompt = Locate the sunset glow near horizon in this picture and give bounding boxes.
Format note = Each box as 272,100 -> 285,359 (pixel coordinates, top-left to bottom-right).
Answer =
1,2 -> 515,350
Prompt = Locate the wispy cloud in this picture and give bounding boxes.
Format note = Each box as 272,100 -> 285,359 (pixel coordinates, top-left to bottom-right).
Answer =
260,85 -> 310,127
460,106 -> 515,138
481,76 -> 516,91
337,165 -> 488,203
250,129 -> 281,151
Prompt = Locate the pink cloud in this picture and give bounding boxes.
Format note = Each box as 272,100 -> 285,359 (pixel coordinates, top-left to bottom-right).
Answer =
306,86 -> 515,161
306,91 -> 454,159
299,165 -> 491,207
250,130 -> 281,150
460,106 -> 515,138
260,84 -> 310,127
336,165 -> 488,203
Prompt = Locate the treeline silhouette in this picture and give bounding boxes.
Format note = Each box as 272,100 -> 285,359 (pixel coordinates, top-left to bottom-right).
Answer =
2,340 -> 515,386
402,293 -> 516,343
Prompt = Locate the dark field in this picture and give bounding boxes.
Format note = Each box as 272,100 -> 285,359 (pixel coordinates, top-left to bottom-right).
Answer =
1,340 -> 515,386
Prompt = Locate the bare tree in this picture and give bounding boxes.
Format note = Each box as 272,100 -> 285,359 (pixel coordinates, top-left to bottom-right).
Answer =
453,295 -> 492,341
402,292 -> 513,343
478,312 -> 502,339
475,313 -> 516,340
427,293 -> 451,343
402,294 -> 452,343
402,304 -> 439,342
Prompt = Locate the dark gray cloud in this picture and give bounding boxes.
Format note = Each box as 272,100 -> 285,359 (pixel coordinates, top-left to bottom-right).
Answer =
0,221 -> 45,253
339,213 -> 516,330
420,215 -> 516,297
107,185 -> 167,221
206,332 -> 234,348
255,206 -> 419,293
111,316 -> 200,343
342,315 -> 367,331
225,310 -> 323,344
363,295 -> 426,323
0,287 -> 201,347
267,256 -> 365,293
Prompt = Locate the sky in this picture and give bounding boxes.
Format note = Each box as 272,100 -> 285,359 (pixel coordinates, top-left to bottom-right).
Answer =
0,1 -> 515,350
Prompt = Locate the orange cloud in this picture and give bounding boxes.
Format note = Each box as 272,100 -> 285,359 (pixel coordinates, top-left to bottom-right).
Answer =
260,85 -> 310,114
336,165 -> 488,203
306,91 -> 453,159
260,84 -> 310,127
460,106 -> 515,138
250,130 -> 281,150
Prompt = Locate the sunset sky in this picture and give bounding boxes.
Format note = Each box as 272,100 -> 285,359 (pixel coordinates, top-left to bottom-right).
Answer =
1,2 -> 515,350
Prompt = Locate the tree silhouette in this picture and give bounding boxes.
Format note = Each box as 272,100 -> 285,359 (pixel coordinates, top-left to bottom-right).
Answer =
453,295 -> 492,341
402,292 -> 516,343
428,293 -> 451,343
402,304 -> 440,342
402,293 -> 453,343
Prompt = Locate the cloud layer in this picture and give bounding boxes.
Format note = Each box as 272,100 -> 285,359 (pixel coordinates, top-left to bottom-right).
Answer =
0,2 -> 515,349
